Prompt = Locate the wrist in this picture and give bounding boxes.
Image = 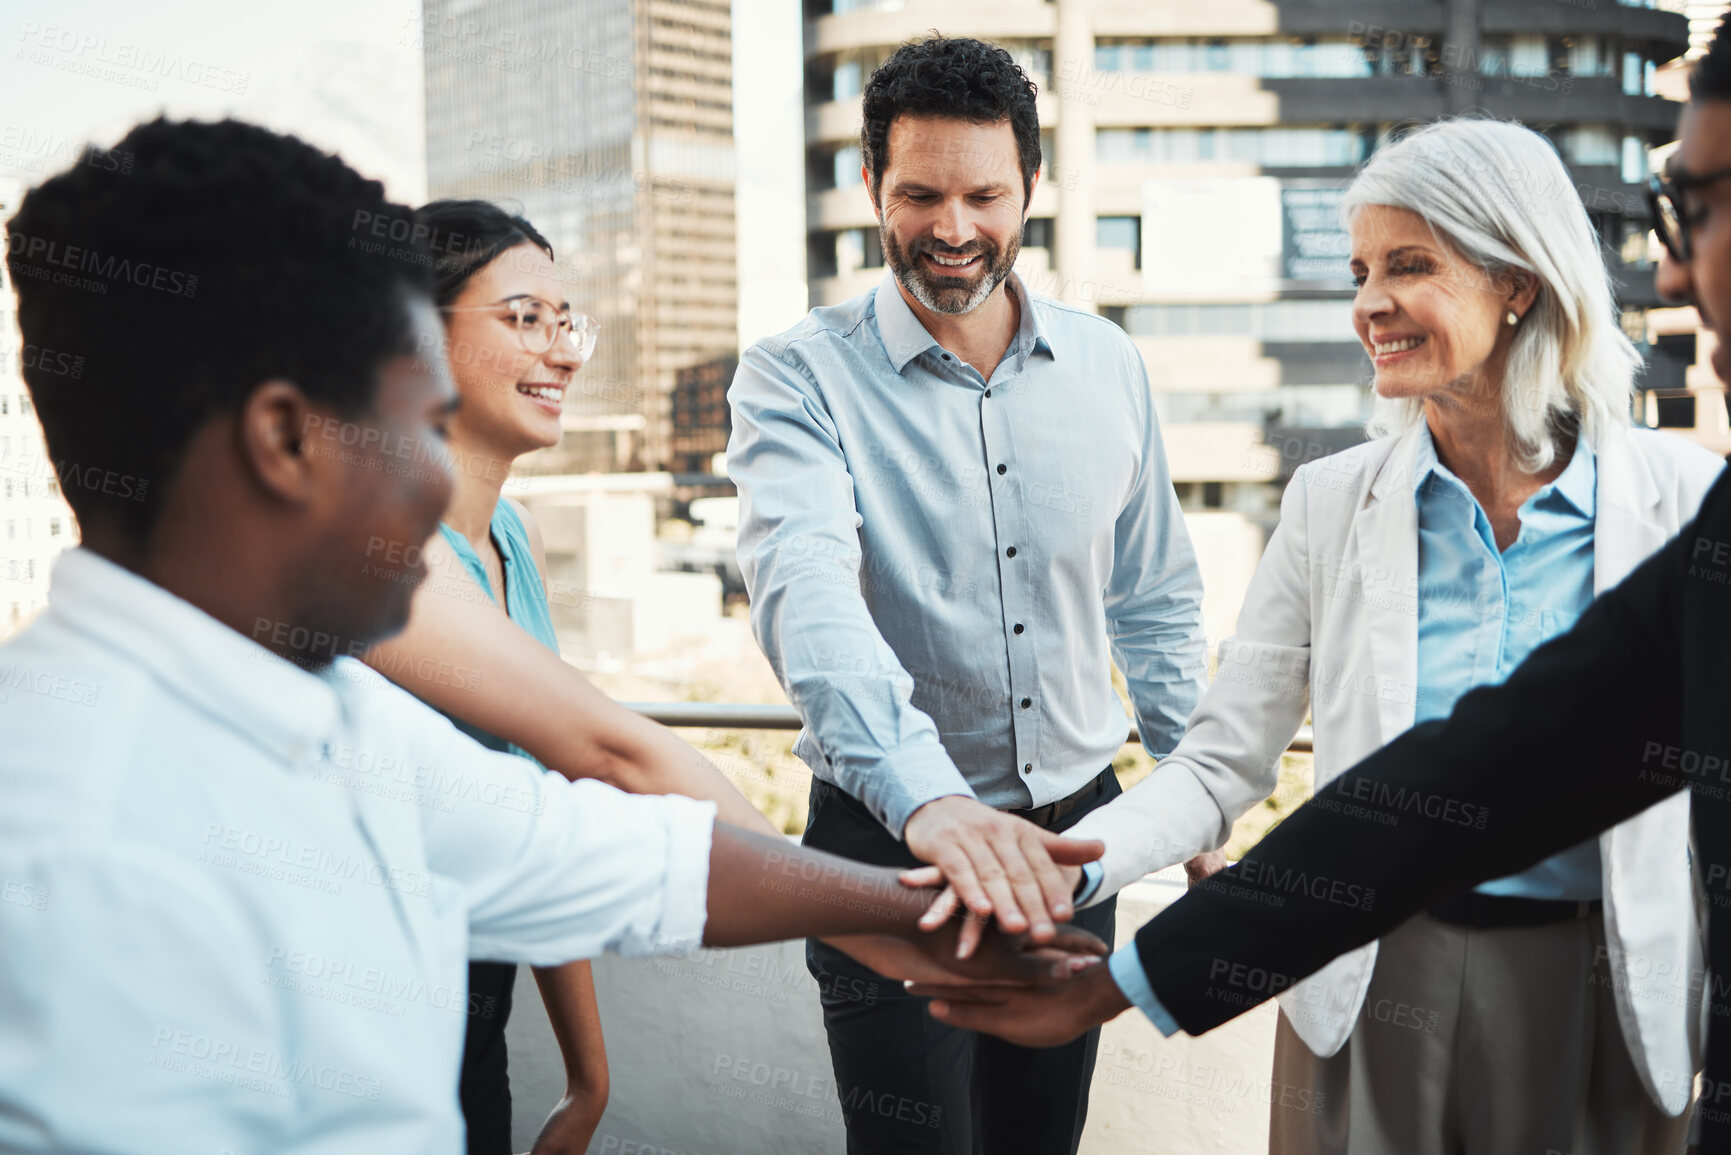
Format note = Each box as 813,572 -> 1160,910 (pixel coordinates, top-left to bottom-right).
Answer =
1083,957 -> 1132,1022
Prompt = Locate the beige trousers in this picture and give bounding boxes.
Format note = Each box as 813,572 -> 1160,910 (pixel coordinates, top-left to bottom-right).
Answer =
1268,911 -> 1692,1155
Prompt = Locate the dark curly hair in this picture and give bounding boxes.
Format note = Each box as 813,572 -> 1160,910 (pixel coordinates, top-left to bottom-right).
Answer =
414,198 -> 554,309
859,36 -> 1041,206
5,117 -> 433,543
1693,12 -> 1731,102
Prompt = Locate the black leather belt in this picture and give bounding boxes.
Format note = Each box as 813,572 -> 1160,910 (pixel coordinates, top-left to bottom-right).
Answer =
1427,891 -> 1602,929
1008,766 -> 1114,829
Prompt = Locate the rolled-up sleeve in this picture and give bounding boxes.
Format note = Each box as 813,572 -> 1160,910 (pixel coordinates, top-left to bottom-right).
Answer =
411,705 -> 717,964
728,342 -> 973,836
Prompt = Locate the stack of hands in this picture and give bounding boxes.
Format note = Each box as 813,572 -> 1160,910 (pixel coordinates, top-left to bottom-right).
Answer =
837,794 -> 1230,1048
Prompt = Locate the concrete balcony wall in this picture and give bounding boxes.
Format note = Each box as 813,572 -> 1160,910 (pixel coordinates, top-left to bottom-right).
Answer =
1162,421 -> 1283,483
505,866 -> 1281,1155
1080,72 -> 1282,129
1093,0 -> 1282,37
810,1 -> 1055,57
1134,337 -> 1284,393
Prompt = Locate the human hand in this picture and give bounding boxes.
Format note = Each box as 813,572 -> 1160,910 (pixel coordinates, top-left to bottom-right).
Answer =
1184,850 -> 1229,886
907,956 -> 1132,1048
824,920 -> 1096,988
850,911 -> 1105,988
897,863 -> 1084,961
901,795 -> 1103,946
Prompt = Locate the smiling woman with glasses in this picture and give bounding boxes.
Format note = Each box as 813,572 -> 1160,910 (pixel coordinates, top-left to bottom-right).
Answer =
358,202 -> 787,1155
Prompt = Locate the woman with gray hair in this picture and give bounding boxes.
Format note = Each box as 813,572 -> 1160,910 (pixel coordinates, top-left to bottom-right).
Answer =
1054,117 -> 1723,1151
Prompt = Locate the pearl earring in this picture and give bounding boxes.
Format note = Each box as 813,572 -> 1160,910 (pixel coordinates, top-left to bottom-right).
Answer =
1506,310 -> 1519,326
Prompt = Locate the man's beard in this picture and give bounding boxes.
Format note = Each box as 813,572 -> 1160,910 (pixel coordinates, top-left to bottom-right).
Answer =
881,226 -> 1021,315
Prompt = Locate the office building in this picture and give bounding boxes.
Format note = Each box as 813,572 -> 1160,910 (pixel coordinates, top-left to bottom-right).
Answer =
803,0 -> 1693,535
0,179 -> 79,639
421,0 -> 740,474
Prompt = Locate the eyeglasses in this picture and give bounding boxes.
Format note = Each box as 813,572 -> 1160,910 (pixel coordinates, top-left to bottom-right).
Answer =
1646,164 -> 1731,263
441,296 -> 600,358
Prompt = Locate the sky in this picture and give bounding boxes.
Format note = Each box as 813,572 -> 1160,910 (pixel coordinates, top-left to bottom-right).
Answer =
0,0 -> 810,344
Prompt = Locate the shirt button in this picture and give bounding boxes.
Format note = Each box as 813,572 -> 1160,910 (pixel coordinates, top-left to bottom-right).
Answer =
941,353 -> 952,362
1023,763 -> 1033,775
997,463 -> 1007,475
1013,623 -> 1025,634
1005,546 -> 1017,558
984,389 -> 992,398
1021,697 -> 1031,709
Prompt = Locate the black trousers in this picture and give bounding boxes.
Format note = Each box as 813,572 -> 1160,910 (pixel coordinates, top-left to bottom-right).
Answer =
804,770 -> 1121,1155
459,960 -> 517,1155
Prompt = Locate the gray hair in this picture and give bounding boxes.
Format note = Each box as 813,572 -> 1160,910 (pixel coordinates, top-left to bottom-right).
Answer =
1343,118 -> 1638,472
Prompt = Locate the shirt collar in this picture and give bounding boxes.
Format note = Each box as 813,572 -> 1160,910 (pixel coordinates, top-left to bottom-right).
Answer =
1411,422 -> 1597,517
45,548 -> 344,766
872,270 -> 1054,375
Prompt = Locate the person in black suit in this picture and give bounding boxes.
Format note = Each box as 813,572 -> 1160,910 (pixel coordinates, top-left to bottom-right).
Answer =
907,16 -> 1731,1149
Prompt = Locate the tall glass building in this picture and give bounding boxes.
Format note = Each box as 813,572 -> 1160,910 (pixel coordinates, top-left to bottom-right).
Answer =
421,0 -> 739,474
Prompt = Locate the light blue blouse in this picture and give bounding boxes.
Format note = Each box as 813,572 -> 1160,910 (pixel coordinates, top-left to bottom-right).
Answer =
1411,426 -> 1602,901
435,499 -> 558,763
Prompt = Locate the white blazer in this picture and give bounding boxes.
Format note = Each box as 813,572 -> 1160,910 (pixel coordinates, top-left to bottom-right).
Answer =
1069,423 -> 1724,1114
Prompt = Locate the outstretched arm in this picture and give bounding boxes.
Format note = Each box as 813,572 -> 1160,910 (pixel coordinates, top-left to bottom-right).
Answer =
364,532 -> 779,836
909,499 -> 1711,1046
702,822 -> 1105,982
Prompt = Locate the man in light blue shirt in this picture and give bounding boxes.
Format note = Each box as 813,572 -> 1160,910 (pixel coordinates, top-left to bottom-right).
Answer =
728,36 -> 1206,1154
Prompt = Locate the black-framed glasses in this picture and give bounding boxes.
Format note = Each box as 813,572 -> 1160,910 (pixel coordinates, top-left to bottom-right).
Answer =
441,295 -> 600,358
1647,164 -> 1731,263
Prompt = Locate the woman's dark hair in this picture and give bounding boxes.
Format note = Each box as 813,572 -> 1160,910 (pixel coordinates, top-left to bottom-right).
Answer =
859,36 -> 1041,206
5,117 -> 432,544
414,199 -> 554,308
1692,13 -> 1731,103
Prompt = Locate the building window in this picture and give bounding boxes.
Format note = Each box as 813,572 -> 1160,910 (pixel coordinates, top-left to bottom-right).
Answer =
49,517 -> 61,537
1096,216 -> 1140,269
1559,125 -> 1621,167
833,145 -> 863,190
0,395 -> 7,415
809,233 -> 839,280
1094,38 -> 1373,79
1097,127 -> 1365,168
1622,136 -> 1649,185
1122,299 -> 1358,341
859,227 -> 882,269
1202,481 -> 1224,508
833,56 -> 862,102
1022,218 -> 1054,249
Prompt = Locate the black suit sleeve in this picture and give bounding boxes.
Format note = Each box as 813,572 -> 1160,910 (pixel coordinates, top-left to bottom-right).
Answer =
1135,475 -> 1715,1037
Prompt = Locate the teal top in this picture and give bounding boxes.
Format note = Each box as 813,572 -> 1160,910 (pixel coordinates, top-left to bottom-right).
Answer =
435,499 -> 559,763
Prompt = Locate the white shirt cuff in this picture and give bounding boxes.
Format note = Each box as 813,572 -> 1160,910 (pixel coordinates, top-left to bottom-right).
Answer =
631,796 -> 716,956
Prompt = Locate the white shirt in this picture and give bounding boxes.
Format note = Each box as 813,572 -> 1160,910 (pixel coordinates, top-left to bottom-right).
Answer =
0,549 -> 715,1153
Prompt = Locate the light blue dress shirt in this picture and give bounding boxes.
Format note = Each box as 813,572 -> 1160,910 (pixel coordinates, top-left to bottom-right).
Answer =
729,272 -> 1207,836
1108,426 -> 1603,1031
1411,426 -> 1602,900
0,549 -> 716,1152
